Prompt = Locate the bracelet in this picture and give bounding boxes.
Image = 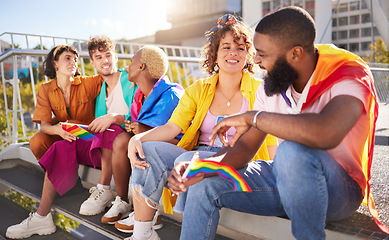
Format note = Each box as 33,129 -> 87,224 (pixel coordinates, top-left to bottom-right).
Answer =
253,111 -> 261,129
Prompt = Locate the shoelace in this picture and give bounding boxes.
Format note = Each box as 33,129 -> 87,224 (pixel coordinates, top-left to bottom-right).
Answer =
111,197 -> 122,206
21,212 -> 34,225
88,187 -> 104,200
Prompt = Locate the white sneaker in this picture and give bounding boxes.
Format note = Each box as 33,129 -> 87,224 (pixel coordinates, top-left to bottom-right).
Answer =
115,210 -> 163,233
101,196 -> 131,224
124,229 -> 160,240
6,212 -> 56,239
79,186 -> 114,215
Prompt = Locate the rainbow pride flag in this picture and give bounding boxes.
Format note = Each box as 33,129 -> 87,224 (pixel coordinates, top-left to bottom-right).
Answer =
182,152 -> 252,192
61,123 -> 96,140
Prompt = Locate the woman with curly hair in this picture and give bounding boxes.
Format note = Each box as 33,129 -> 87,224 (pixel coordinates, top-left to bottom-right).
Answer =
121,14 -> 277,240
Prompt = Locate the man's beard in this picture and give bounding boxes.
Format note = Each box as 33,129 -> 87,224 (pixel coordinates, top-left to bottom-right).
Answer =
263,56 -> 298,96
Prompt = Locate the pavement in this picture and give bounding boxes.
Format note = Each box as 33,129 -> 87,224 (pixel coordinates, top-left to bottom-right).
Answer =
356,102 -> 389,230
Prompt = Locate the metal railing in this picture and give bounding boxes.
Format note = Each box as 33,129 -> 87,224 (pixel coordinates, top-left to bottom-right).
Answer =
0,32 -> 207,150
0,32 -> 389,150
369,63 -> 389,103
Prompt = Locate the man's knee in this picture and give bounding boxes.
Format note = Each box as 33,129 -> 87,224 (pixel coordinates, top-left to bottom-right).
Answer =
113,132 -> 131,152
275,141 -> 310,162
274,141 -> 324,176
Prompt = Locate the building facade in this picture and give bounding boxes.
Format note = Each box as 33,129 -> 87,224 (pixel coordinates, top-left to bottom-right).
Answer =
154,0 -> 388,57
331,0 -> 388,56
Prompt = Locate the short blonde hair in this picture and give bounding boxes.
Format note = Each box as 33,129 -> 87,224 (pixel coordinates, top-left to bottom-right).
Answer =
139,45 -> 168,80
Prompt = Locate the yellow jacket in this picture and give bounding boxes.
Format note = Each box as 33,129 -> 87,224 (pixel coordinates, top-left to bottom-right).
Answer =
162,72 -> 277,213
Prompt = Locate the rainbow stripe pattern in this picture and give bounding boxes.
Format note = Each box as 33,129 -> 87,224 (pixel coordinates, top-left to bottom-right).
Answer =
61,123 -> 96,140
182,152 -> 252,192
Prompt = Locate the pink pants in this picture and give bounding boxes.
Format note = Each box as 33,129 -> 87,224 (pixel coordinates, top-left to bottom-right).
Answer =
38,124 -> 124,195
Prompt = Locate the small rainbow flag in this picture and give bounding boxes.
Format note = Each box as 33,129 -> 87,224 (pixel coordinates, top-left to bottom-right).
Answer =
61,122 -> 96,140
182,152 -> 252,192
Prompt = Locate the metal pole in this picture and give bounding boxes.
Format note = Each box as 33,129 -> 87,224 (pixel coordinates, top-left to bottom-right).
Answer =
370,0 -> 375,62
12,55 -> 18,143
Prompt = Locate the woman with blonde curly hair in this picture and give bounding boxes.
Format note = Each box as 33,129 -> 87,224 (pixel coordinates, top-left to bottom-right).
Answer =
120,14 -> 277,240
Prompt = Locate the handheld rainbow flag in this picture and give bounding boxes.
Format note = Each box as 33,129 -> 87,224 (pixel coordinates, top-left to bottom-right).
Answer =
182,152 -> 252,192
61,122 -> 96,140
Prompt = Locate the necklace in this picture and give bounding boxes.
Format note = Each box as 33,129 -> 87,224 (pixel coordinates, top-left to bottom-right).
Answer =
218,88 -> 238,107
58,86 -> 70,98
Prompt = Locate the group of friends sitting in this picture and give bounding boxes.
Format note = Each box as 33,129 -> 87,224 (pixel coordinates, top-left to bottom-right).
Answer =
6,6 -> 382,240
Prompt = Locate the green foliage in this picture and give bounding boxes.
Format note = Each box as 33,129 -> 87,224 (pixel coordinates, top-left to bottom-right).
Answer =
33,44 -> 48,50
81,61 -> 95,77
53,212 -> 80,233
3,189 -> 37,212
3,190 -> 80,233
168,62 -> 196,89
0,77 -> 41,148
363,38 -> 389,63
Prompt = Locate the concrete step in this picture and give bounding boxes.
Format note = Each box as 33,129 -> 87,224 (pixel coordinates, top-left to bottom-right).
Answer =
0,163 -> 231,240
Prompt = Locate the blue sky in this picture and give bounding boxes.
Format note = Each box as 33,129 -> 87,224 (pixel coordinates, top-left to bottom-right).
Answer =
0,0 -> 171,42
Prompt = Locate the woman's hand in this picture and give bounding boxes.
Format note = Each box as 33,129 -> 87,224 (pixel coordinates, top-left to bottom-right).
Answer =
57,125 -> 77,142
41,121 -> 77,142
167,162 -> 204,195
124,120 -> 132,133
128,136 -> 150,170
130,122 -> 152,135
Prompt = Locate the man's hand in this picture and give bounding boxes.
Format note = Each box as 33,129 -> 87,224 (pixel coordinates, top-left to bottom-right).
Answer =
127,136 -> 150,170
209,112 -> 254,147
168,162 -> 204,195
88,114 -> 114,133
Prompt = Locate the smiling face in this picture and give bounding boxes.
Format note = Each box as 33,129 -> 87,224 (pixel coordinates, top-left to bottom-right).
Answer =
124,50 -> 142,83
54,51 -> 78,77
90,49 -> 118,76
216,31 -> 248,75
253,32 -> 298,96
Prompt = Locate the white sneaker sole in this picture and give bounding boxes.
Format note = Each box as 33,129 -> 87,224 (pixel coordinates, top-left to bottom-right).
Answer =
153,223 -> 163,230
116,223 -> 163,233
106,211 -> 130,225
6,227 -> 56,239
79,202 -> 112,216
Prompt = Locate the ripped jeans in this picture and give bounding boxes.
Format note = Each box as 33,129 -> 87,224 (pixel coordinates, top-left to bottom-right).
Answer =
129,141 -> 220,208
130,141 -> 363,240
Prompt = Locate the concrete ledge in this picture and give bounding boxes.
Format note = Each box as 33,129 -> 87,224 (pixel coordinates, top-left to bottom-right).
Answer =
1,144 -> 388,240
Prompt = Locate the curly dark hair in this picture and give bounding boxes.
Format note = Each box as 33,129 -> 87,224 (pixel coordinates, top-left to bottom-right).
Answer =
87,36 -> 116,59
43,45 -> 80,79
202,16 -> 254,75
